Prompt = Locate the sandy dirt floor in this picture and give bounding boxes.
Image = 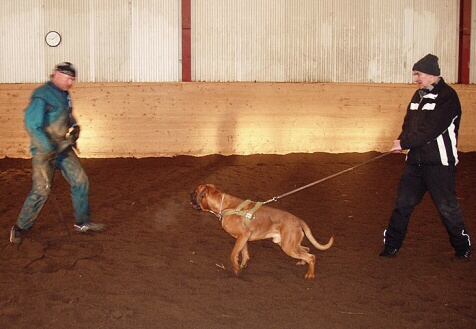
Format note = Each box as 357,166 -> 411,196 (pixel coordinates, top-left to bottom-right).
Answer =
1,152 -> 475,329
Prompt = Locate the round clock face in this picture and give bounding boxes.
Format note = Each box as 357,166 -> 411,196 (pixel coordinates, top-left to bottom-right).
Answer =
45,31 -> 61,47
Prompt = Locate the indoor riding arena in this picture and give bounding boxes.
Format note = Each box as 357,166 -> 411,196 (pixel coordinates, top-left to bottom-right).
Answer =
1,1 -> 475,329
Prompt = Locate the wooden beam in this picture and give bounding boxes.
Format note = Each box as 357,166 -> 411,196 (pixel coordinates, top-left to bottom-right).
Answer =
459,0 -> 472,84
181,0 -> 192,82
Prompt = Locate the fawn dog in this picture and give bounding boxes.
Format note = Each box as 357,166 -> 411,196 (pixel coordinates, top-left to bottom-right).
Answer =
191,184 -> 333,279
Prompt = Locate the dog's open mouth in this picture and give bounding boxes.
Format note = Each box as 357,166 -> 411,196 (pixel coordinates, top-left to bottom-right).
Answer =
190,190 -> 202,210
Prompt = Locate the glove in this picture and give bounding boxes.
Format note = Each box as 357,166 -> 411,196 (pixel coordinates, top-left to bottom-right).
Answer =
69,125 -> 80,143
58,125 -> 80,153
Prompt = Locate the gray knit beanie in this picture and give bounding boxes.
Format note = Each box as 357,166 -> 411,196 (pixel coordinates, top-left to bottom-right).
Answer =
412,54 -> 440,76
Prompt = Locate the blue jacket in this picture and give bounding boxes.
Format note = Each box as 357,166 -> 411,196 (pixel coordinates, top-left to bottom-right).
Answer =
399,78 -> 461,166
24,82 -> 77,156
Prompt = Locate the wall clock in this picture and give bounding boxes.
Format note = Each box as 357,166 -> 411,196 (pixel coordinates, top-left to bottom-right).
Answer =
45,31 -> 61,47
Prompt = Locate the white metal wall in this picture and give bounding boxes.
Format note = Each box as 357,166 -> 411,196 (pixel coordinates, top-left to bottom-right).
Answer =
131,0 -> 181,81
192,0 -> 460,83
0,0 -> 44,83
0,0 -> 181,83
1,0 -> 474,83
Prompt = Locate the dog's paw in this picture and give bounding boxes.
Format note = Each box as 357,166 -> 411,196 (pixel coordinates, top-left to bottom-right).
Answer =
233,267 -> 242,276
304,271 -> 315,279
239,261 -> 249,269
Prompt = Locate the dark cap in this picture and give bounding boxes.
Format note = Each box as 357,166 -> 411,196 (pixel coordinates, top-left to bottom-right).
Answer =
55,62 -> 76,77
412,54 -> 440,76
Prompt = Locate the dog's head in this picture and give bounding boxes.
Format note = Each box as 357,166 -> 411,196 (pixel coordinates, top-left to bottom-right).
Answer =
190,184 -> 218,211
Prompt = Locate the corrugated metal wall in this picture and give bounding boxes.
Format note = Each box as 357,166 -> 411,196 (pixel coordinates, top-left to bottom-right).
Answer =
1,0 -> 44,83
192,0 -> 460,82
131,0 -> 181,81
0,0 -> 473,83
0,0 -> 181,83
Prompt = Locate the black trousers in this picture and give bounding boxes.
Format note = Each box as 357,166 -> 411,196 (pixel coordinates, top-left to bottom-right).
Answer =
383,163 -> 470,252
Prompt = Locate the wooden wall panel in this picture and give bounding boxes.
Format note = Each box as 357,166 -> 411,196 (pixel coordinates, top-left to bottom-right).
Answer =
1,82 -> 475,158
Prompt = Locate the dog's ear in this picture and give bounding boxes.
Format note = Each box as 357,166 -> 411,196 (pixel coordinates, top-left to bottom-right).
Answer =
196,185 -> 209,203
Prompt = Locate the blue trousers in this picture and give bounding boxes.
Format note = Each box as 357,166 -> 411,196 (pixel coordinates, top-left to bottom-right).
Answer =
16,149 -> 90,230
383,164 -> 471,253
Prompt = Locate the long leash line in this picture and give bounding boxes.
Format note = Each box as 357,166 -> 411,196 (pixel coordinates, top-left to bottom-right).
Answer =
263,151 -> 394,204
51,192 -> 71,237
47,165 -> 72,238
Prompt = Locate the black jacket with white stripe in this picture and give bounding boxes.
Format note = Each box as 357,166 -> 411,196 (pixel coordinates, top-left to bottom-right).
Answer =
399,78 -> 461,166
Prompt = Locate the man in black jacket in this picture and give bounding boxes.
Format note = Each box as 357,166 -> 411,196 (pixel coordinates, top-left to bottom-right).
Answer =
380,54 -> 471,261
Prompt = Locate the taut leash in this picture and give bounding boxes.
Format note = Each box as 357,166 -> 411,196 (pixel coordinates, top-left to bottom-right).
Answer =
263,151 -> 394,204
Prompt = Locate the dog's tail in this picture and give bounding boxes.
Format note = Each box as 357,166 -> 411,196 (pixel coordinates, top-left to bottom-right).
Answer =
301,222 -> 334,250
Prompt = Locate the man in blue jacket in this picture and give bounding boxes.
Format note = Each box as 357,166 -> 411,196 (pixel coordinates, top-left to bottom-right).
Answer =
10,62 -> 104,244
380,54 -> 471,261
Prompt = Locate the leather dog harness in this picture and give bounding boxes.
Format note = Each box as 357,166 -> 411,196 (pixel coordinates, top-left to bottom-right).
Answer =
210,194 -> 263,227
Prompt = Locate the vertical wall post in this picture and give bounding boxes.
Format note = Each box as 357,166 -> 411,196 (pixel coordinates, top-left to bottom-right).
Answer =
459,0 -> 472,84
182,0 -> 192,82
